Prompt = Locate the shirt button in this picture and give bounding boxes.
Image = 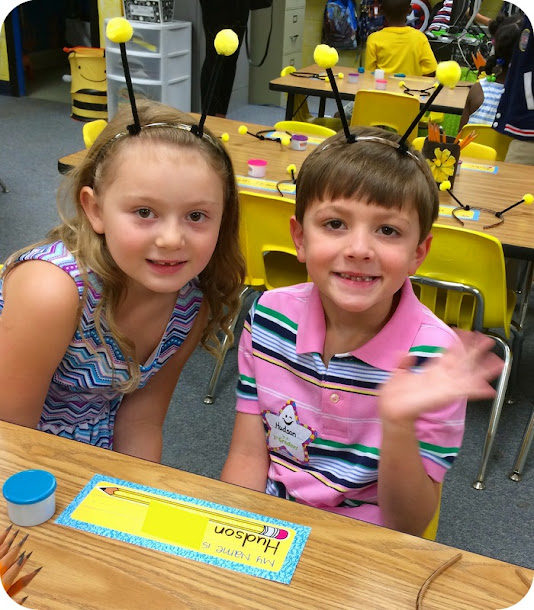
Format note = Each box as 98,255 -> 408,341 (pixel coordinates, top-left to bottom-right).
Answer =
496,112 -> 501,118
493,121 -> 499,127
330,393 -> 340,403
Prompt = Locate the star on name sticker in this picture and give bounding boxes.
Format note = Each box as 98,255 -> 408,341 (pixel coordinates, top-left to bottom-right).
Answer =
263,400 -> 317,463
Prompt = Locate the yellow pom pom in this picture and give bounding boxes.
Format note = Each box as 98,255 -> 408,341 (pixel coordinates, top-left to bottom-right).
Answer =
238,125 -> 248,135
281,135 -> 291,147
313,44 -> 339,70
338,72 -> 344,79
221,132 -> 229,142
524,193 -> 534,204
287,164 -> 297,173
439,180 -> 451,191
214,29 -> 239,56
436,61 -> 462,89
106,17 -> 133,44
399,81 -> 405,88
433,82 -> 439,88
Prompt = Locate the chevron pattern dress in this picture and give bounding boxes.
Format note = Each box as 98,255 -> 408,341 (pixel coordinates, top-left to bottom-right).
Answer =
0,241 -> 203,449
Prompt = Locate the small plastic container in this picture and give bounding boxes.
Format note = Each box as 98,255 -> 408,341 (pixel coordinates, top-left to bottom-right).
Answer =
290,134 -> 308,151
248,159 -> 267,178
348,73 -> 359,84
375,79 -> 387,91
2,470 -> 57,526
358,66 -> 365,73
374,69 -> 385,80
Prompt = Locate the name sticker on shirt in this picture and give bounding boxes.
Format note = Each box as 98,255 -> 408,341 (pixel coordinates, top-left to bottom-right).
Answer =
262,400 -> 317,463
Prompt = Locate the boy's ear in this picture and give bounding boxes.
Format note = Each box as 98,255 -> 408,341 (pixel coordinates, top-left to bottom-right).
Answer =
409,233 -> 433,274
80,186 -> 105,234
289,216 -> 307,263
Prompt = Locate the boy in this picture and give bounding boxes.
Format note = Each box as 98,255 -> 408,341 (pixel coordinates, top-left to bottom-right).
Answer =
221,127 -> 502,536
365,0 -> 437,76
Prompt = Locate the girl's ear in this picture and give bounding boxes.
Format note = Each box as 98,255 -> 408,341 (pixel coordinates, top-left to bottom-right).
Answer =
80,186 -> 105,234
289,215 -> 307,263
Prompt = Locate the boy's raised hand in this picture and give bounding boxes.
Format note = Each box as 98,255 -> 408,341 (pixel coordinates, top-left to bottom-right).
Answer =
378,330 -> 504,426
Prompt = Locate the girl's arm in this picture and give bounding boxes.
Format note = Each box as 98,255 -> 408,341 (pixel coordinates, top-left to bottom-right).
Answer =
113,301 -> 209,462
377,331 -> 503,535
458,82 -> 483,131
0,261 -> 80,427
221,412 -> 270,492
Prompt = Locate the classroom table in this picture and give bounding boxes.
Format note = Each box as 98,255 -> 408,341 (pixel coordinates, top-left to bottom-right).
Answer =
58,115 -> 534,260
0,420 -> 531,609
269,64 -> 472,121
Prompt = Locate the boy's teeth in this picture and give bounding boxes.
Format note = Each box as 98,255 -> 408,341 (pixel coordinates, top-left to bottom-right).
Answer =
339,273 -> 374,281
154,261 -> 178,266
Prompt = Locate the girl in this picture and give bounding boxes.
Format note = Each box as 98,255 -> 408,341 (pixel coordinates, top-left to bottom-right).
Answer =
459,14 -> 522,131
0,100 -> 245,462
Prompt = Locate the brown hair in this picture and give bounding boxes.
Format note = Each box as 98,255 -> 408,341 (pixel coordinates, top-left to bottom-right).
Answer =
4,100 -> 245,392
295,126 -> 439,242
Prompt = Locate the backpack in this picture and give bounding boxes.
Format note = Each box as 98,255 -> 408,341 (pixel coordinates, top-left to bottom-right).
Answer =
322,0 -> 358,50
358,0 -> 384,45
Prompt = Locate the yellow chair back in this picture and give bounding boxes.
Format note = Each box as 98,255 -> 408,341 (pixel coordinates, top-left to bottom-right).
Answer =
350,89 -> 420,142
421,484 -> 442,541
274,120 -> 336,138
412,224 -> 515,336
239,191 -> 308,291
412,137 -> 497,161
458,124 -> 513,161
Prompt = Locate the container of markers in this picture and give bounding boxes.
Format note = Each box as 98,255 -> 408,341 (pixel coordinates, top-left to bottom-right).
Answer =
422,136 -> 461,187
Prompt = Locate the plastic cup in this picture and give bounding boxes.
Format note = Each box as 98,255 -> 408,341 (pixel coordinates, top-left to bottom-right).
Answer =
374,68 -> 385,80
248,159 -> 267,178
348,73 -> 359,84
375,79 -> 387,91
290,134 -> 308,151
3,469 -> 57,526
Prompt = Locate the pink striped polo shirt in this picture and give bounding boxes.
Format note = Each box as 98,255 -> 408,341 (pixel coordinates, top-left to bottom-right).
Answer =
236,279 -> 466,527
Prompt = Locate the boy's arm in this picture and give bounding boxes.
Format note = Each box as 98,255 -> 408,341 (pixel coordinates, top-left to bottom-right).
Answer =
113,301 -> 208,462
221,412 -> 270,492
364,36 -> 378,72
458,82 -> 483,131
0,261 -> 79,427
420,36 -> 438,77
377,330 -> 503,535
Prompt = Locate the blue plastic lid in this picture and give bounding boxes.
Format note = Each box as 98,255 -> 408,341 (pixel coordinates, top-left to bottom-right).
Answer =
2,470 -> 57,505
358,67 -> 365,73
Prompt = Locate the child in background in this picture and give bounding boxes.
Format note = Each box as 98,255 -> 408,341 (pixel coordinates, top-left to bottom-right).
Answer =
221,126 -> 502,536
364,0 -> 437,76
0,100 -> 245,462
341,0 -> 437,121
459,14 -> 522,131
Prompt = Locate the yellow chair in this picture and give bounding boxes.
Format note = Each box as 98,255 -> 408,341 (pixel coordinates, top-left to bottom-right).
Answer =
204,191 -> 308,404
421,484 -> 442,541
274,120 -> 336,138
458,124 -> 513,162
412,137 -> 497,161
410,224 -> 518,490
82,119 -> 108,148
350,89 -> 420,143
280,66 -> 343,131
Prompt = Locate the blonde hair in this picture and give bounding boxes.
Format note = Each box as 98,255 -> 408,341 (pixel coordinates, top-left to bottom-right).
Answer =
4,100 -> 245,392
296,126 -> 439,243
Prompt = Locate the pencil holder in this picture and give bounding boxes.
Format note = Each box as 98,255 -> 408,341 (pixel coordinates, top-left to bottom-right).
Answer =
2,469 -> 57,527
422,136 -> 461,187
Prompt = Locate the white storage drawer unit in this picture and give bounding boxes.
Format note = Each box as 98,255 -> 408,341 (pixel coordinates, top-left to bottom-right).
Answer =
105,19 -> 192,117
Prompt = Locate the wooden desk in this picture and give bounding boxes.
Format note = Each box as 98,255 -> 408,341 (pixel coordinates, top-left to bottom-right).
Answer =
269,64 -> 472,121
0,420 -> 531,609
58,115 -> 534,260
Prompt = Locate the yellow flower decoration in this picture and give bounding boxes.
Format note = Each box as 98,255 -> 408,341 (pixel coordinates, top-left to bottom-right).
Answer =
426,148 -> 456,183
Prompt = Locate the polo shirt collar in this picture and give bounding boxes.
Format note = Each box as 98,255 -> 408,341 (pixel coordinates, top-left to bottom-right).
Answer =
295,278 -> 424,371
